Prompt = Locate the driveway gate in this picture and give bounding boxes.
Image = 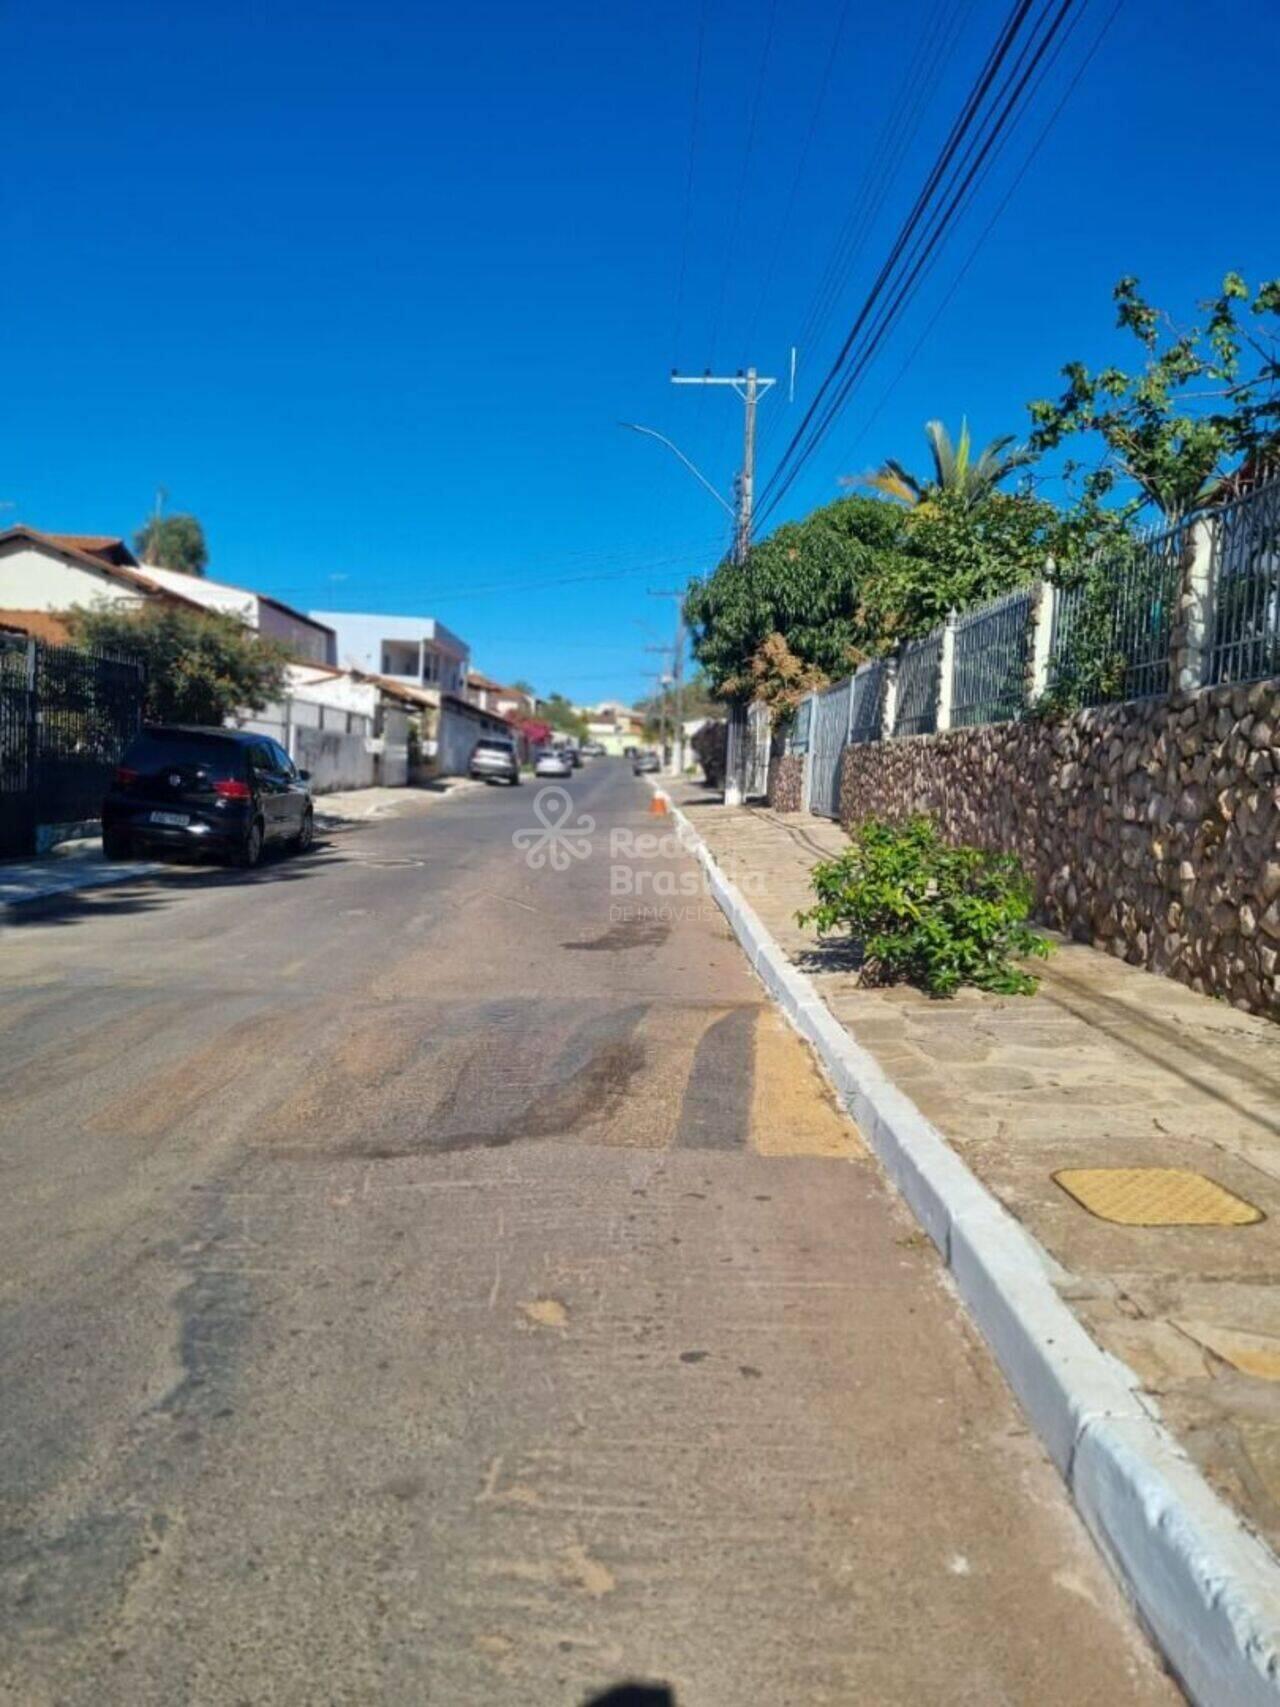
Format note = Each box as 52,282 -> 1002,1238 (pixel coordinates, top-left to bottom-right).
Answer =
807,676 -> 854,818
0,633 -> 145,856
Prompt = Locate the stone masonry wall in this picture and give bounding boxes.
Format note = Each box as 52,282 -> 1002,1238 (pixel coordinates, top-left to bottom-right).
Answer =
837,677 -> 1280,1017
768,751 -> 805,813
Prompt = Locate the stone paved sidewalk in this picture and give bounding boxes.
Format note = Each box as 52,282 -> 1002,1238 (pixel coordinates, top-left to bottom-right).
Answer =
671,781 -> 1280,1559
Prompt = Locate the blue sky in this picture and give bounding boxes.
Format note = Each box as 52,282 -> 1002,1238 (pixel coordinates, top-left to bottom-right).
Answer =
3,0 -> 1276,703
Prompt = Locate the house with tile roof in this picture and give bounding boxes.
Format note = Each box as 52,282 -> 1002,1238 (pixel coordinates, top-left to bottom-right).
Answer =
0,526 -> 336,665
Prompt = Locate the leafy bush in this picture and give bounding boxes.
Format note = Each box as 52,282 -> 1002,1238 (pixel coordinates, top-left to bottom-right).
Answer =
797,816 -> 1050,997
70,602 -> 288,726
691,718 -> 727,788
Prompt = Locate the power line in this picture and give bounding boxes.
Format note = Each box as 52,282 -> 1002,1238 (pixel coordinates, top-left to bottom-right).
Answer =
753,0 -> 974,474
671,0 -> 709,366
739,0 -> 852,358
784,0 -> 971,379
703,0 -> 780,375
840,0 -> 1124,470
759,0 -> 1044,511
757,0 -> 1085,527
268,541 -> 727,610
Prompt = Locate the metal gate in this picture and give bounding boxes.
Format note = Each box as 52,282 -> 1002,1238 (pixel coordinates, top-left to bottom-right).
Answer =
0,637 -> 36,857
0,633 -> 145,856
807,676 -> 853,817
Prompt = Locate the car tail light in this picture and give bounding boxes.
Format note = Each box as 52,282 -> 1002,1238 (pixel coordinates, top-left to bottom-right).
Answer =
113,766 -> 138,787
214,778 -> 252,800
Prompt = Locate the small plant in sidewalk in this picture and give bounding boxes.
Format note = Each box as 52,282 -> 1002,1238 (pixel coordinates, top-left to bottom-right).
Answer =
797,816 -> 1050,997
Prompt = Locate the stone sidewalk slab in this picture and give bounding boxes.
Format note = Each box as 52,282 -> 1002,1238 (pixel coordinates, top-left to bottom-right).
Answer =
665,779 -> 1280,1703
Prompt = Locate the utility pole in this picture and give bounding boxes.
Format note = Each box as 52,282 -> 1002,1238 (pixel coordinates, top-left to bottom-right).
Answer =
671,366 -> 775,802
649,589 -> 686,778
670,367 -> 775,562
642,666 -> 671,765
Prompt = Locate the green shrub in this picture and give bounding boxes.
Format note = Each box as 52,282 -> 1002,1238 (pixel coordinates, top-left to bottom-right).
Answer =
797,815 -> 1050,997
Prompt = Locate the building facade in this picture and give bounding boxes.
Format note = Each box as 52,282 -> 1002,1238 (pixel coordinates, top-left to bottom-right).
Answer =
312,610 -> 469,696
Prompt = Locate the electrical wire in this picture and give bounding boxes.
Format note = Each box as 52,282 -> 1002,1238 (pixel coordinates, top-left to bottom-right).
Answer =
840,0 -> 1124,470
671,0 -> 709,367
287,542 -> 728,612
756,0 -> 1084,526
702,0 -> 780,375
739,0 -> 852,359
753,0 -> 975,474
759,0 -> 1043,509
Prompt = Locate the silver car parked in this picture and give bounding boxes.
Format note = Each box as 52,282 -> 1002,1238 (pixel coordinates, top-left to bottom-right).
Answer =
470,737 -> 521,785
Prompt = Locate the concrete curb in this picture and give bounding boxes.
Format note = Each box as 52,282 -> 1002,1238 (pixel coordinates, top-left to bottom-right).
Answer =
651,781 -> 1280,1706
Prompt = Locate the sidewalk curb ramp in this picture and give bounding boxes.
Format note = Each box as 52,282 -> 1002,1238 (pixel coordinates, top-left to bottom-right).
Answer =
649,780 -> 1280,1706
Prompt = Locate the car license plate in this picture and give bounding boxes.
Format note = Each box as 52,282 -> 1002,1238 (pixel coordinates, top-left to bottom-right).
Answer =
149,810 -> 189,827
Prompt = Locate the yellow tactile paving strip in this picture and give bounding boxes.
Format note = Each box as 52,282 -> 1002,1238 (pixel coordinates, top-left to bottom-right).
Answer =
1052,1167 -> 1264,1227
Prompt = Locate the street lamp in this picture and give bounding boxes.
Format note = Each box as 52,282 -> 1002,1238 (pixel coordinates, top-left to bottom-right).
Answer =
619,422 -> 735,518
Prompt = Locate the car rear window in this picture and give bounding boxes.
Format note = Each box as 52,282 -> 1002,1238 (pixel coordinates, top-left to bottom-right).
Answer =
124,732 -> 245,776
475,739 -> 514,753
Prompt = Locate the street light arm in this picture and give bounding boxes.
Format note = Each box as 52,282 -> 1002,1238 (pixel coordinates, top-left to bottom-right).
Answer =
619,422 -> 736,518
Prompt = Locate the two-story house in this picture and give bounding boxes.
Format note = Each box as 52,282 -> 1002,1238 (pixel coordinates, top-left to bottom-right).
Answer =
311,610 -> 470,697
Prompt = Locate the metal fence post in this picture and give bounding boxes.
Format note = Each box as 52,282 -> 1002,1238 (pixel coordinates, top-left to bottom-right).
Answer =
880,655 -> 899,740
936,609 -> 958,731
1028,579 -> 1057,704
1175,516 -> 1216,693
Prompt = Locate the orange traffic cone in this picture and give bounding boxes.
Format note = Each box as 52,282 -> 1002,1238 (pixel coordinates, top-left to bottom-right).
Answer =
649,792 -> 669,817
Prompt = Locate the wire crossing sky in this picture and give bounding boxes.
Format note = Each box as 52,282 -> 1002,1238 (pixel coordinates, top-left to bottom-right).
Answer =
2,0 -> 1275,702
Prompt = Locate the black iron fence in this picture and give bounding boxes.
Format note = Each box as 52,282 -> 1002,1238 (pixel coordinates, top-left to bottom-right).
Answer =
0,633 -> 145,857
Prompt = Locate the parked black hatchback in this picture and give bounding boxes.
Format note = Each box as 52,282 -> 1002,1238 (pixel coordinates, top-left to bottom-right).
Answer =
102,726 -> 314,868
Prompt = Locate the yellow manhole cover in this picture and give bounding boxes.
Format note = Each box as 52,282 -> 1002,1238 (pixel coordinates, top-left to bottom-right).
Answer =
1052,1167 -> 1264,1227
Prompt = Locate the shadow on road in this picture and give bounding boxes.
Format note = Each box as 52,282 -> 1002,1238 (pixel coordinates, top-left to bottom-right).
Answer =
583,1688 -> 676,1706
0,836 -> 348,930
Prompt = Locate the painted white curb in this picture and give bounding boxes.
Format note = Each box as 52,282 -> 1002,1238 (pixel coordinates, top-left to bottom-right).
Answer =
650,781 -> 1280,1706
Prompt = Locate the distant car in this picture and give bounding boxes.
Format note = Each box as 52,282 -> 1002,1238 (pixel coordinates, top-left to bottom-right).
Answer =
632,750 -> 661,775
102,725 -> 314,868
535,749 -> 573,779
581,742 -> 607,758
469,736 -> 521,786
561,746 -> 583,768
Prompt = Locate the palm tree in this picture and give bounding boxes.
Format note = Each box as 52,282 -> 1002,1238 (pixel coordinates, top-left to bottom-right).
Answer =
856,419 -> 1034,509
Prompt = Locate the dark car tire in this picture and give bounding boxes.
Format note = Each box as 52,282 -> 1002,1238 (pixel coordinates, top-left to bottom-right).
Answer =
102,829 -> 132,860
231,818 -> 264,869
290,808 -> 314,854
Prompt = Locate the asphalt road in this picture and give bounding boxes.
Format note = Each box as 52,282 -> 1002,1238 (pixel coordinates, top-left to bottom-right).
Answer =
0,761 -> 1178,1705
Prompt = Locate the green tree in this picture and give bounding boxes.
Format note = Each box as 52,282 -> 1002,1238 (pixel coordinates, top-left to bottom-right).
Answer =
135,512 -> 209,576
70,602 -> 288,726
685,487 -> 1061,695
1028,272 -> 1280,521
865,487 -> 1063,646
540,693 -> 589,740
860,418 -> 1034,509
685,494 -> 911,697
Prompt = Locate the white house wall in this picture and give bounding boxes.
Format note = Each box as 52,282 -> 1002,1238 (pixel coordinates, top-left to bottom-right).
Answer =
0,543 -> 143,612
